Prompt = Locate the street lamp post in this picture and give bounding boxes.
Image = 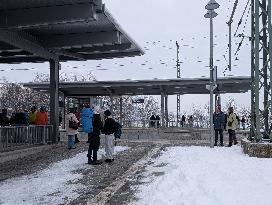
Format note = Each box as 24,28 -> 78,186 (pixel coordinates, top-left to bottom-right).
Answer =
205,0 -> 220,148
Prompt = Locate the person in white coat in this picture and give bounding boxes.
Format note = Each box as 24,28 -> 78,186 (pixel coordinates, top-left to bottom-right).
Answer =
66,108 -> 79,149
226,107 -> 238,147
102,110 -> 116,163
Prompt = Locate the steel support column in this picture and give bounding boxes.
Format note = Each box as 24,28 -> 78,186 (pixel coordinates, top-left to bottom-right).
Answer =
161,93 -> 165,128
110,95 -> 113,114
49,59 -> 60,144
165,95 -> 169,128
251,0 -> 272,141
61,92 -> 66,130
269,0 -> 272,141
176,41 -> 181,127
120,96 -> 123,125
209,12 -> 215,148
89,96 -> 94,107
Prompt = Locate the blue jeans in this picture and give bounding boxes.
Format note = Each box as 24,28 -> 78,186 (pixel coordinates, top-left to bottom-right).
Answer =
68,135 -> 75,149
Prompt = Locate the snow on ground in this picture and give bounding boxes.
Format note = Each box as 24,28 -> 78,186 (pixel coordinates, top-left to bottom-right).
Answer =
131,146 -> 272,205
0,146 -> 129,205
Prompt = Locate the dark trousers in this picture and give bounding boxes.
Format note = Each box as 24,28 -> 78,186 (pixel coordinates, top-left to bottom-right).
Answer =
75,134 -> 79,142
87,133 -> 100,162
228,129 -> 237,145
214,129 -> 223,145
88,145 -> 98,161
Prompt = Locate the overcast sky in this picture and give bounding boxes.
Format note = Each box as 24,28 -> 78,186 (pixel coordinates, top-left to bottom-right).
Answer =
0,0 -> 252,113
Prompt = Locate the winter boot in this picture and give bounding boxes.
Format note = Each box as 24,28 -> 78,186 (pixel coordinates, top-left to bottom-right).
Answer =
227,143 -> 232,147
87,154 -> 93,164
91,160 -> 103,165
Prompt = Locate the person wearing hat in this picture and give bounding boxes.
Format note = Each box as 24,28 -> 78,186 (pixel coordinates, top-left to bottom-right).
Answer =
87,106 -> 103,165
226,106 -> 238,147
102,110 -> 116,163
29,106 -> 37,125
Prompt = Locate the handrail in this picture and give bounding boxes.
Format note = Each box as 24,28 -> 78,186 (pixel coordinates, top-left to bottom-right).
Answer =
0,125 -> 53,151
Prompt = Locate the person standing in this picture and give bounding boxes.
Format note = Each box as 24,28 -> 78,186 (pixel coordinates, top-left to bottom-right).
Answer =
150,114 -> 156,128
155,115 -> 160,128
87,106 -> 103,165
29,106 -> 37,125
181,115 -> 186,127
213,106 -> 225,146
81,105 -> 94,143
0,109 -> 9,127
188,115 -> 194,128
241,116 -> 246,130
102,110 -> 116,163
65,108 -> 79,149
36,106 -> 48,125
226,107 -> 238,147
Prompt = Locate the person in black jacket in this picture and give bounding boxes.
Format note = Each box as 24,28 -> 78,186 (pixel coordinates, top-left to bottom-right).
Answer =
0,109 -> 9,127
150,114 -> 156,127
102,110 -> 116,163
87,106 -> 103,165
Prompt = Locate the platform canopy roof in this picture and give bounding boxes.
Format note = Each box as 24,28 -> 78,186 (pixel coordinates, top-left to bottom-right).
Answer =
0,0 -> 144,64
23,76 -> 251,97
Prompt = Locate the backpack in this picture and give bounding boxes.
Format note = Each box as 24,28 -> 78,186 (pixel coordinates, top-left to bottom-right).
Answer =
69,116 -> 78,130
81,108 -> 94,133
114,121 -> 122,139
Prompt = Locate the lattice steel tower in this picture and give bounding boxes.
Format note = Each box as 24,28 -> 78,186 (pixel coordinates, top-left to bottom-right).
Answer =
251,0 -> 272,141
176,41 -> 181,125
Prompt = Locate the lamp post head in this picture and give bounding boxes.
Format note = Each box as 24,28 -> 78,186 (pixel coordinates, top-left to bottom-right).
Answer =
204,10 -> 218,19
205,0 -> 220,10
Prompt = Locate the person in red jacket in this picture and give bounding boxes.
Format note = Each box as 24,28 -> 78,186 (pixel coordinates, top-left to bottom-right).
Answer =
36,106 -> 48,125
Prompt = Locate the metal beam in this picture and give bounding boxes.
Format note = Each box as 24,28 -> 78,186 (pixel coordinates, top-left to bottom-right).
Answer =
165,95 -> 169,128
0,41 -> 20,51
49,59 -> 60,144
53,49 -> 85,61
40,31 -> 121,49
0,50 -> 141,63
0,3 -> 96,29
64,43 -> 132,53
0,29 -> 57,60
81,50 -> 141,60
161,93 -> 165,128
0,50 -> 31,57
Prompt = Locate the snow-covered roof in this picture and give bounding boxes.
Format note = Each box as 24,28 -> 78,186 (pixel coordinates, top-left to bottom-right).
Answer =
0,0 -> 144,63
23,76 -> 251,97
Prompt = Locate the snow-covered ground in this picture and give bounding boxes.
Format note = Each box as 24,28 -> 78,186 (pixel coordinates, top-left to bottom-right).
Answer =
131,146 -> 272,205
0,146 -> 129,205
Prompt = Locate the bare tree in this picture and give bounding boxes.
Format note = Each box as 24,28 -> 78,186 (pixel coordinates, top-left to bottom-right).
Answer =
33,71 -> 96,82
0,80 -> 49,113
97,95 -> 159,125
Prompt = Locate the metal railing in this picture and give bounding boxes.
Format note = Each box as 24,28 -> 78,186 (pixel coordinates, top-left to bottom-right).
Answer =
121,120 -> 161,128
0,125 -> 53,151
121,119 -> 210,129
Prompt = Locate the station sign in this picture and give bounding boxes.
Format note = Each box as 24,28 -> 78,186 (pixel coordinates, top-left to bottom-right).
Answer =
132,99 -> 145,104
